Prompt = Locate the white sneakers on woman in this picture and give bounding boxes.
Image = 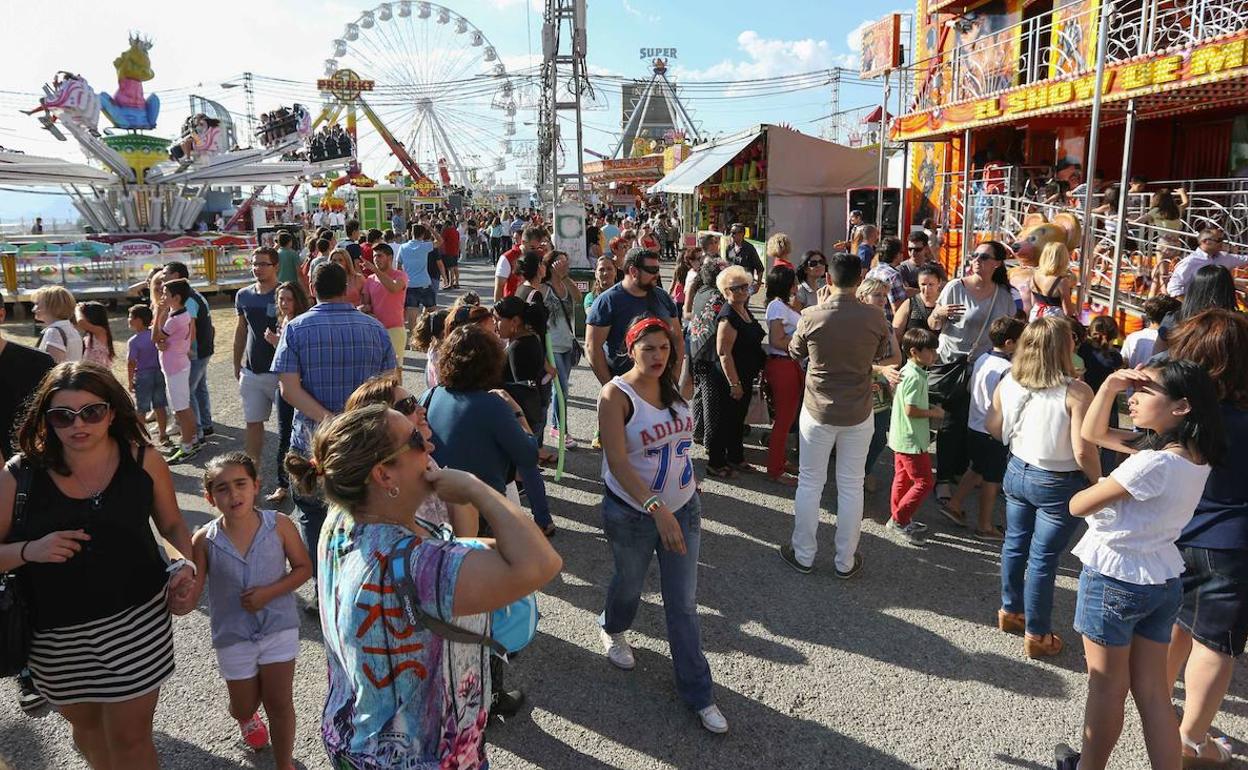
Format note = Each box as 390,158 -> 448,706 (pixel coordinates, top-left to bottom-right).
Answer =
598,628 -> 635,670
598,627 -> 729,734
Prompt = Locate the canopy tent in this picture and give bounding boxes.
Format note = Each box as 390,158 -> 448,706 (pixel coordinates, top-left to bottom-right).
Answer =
649,131 -> 761,195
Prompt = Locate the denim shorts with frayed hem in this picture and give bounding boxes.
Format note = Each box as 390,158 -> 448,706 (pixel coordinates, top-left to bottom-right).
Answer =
1074,566 -> 1181,646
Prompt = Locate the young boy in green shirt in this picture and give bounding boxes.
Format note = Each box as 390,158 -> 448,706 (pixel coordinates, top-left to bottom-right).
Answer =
887,328 -> 943,545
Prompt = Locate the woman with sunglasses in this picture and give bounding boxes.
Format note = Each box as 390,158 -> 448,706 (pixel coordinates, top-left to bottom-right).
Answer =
597,316 -> 727,734
287,404 -> 561,769
0,362 -> 196,768
705,264 -> 766,478
345,374 -> 475,537
795,251 -> 828,310
928,240 -> 1017,504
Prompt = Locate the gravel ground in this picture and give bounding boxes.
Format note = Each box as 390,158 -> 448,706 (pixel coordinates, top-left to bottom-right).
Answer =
2,259 -> 1247,770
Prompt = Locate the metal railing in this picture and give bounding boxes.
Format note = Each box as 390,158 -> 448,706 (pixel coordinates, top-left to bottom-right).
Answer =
909,0 -> 1248,111
1,244 -> 257,297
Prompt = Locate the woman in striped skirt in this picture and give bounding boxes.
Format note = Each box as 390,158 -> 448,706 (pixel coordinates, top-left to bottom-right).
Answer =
0,362 -> 196,769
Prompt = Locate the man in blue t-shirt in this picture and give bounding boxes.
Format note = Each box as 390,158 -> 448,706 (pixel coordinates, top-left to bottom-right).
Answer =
586,248 -> 683,384
397,224 -> 436,333
233,247 -> 281,464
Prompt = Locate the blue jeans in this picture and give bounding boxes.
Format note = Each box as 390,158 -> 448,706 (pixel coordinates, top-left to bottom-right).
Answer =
1001,457 -> 1088,636
549,348 -> 574,432
600,493 -> 713,710
292,488 -> 329,580
188,356 -> 213,437
518,465 -> 553,529
864,408 -> 891,476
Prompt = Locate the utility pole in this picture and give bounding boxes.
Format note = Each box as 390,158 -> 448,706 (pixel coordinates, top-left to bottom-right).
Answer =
539,0 -> 590,208
827,69 -> 841,143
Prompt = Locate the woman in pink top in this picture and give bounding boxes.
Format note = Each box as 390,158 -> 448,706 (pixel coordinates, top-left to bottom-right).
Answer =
360,243 -> 409,373
330,249 -> 365,306
75,301 -> 115,369
157,279 -> 199,462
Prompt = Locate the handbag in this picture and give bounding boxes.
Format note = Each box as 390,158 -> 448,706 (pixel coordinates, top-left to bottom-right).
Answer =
556,287 -> 584,367
928,282 -> 998,405
0,455 -> 35,677
504,349 -> 544,428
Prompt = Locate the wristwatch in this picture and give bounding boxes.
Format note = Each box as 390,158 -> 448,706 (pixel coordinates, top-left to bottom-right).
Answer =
166,558 -> 198,577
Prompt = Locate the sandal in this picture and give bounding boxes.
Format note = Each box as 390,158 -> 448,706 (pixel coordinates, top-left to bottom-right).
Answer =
935,482 -> 952,505
767,472 -> 799,487
705,465 -> 738,479
1024,632 -> 1064,659
974,527 -> 1006,543
541,523 -> 558,537
997,609 -> 1025,635
938,504 -> 968,528
730,461 -> 756,474
1182,734 -> 1233,767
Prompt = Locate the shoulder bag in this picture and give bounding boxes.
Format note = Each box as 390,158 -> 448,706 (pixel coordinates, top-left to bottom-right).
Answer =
0,455 -> 35,676
928,282 -> 998,406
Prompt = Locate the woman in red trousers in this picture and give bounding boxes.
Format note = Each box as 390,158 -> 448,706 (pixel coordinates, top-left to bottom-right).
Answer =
763,265 -> 804,485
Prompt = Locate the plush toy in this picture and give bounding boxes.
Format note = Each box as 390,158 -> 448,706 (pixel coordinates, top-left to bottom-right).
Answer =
1009,211 -> 1082,308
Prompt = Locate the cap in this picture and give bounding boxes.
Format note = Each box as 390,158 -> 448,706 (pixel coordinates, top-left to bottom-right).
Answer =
729,223 -> 746,233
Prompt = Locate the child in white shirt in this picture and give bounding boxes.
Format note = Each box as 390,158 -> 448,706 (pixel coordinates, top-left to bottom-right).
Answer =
1054,359 -> 1225,770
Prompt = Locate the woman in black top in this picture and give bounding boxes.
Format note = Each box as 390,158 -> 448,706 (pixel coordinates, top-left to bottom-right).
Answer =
892,265 -> 944,348
706,265 -> 766,477
0,362 -> 195,768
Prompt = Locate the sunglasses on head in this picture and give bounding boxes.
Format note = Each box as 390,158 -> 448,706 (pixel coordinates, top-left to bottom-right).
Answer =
394,395 -> 419,416
46,402 -> 111,429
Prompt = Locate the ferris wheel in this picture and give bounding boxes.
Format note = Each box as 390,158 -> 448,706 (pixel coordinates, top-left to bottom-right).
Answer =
321,1 -> 520,187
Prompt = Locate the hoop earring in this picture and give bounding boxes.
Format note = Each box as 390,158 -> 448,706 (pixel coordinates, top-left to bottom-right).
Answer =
387,486 -> 400,499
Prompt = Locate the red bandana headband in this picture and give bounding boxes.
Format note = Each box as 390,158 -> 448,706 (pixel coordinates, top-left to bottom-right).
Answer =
625,317 -> 669,349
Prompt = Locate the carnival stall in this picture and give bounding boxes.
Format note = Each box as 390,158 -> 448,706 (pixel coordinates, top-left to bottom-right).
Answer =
649,124 -> 879,256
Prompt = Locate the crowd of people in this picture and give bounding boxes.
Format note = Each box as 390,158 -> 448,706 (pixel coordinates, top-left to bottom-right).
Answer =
0,197 -> 1245,769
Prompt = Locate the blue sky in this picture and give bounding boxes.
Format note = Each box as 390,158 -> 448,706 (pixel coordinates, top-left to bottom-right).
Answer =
0,0 -> 911,222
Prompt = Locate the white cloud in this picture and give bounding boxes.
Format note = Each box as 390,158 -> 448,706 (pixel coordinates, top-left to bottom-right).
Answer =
621,0 -> 661,23
674,31 -> 855,81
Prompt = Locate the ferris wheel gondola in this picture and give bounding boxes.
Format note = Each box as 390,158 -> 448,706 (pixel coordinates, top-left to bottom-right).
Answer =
319,1 -> 519,188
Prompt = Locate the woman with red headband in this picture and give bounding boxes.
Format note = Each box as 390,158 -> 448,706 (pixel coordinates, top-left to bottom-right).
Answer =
595,315 -> 727,735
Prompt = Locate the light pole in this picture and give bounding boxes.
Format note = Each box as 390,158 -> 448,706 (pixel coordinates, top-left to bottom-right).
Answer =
220,72 -> 256,148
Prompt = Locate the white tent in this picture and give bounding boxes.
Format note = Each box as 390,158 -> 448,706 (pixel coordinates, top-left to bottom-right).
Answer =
650,124 -> 881,254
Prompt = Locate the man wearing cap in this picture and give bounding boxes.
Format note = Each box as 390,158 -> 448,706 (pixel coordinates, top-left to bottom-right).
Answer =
726,224 -> 764,284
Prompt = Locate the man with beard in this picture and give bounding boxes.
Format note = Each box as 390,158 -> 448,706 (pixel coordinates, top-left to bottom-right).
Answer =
586,249 -> 683,384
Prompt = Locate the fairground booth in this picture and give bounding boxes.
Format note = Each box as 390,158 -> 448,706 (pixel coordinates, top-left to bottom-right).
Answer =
648,124 -> 879,256
891,0 -> 1248,320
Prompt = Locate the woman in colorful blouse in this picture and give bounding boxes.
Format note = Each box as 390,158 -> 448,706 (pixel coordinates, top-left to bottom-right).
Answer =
285,404 -> 561,769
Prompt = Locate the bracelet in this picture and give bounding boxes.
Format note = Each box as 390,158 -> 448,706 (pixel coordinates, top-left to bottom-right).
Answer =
166,558 -> 198,577
642,495 -> 662,513
18,541 -> 31,564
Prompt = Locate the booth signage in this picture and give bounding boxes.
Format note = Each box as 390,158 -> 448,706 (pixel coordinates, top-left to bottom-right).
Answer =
639,48 -> 677,59
552,204 -> 588,269
115,239 -> 162,258
894,31 -> 1248,141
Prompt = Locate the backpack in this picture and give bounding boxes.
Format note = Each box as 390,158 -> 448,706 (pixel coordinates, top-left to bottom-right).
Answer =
388,534 -> 539,656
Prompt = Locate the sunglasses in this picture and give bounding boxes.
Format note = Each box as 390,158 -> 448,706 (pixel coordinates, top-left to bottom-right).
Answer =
907,246 -> 924,252
728,283 -> 752,294
394,395 -> 419,416
250,261 -> 275,268
46,402 -> 111,429
380,426 -> 427,465
636,264 -> 661,275
967,252 -> 999,262
806,259 -> 825,266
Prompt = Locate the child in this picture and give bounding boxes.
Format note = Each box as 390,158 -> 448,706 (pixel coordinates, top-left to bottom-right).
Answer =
186,453 -> 310,770
944,316 -> 1024,540
158,278 -> 200,463
412,308 -> 449,389
76,301 -> 114,368
1055,360 -> 1225,770
1078,315 -> 1124,394
1121,295 -> 1179,369
886,328 -> 944,546
127,305 -> 171,447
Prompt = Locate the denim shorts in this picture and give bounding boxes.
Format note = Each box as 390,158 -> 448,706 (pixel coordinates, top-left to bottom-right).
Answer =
1176,546 -> 1248,657
404,286 -> 436,309
1075,566 -> 1182,646
133,369 -> 167,412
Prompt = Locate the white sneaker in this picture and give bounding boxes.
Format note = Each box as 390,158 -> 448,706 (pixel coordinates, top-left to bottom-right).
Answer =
549,427 -> 577,448
697,704 -> 729,734
598,627 -> 635,670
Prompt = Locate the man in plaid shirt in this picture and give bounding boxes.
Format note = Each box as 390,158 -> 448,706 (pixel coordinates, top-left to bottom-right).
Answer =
866,237 -> 909,321
273,261 -> 396,581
